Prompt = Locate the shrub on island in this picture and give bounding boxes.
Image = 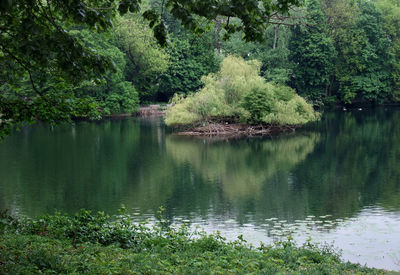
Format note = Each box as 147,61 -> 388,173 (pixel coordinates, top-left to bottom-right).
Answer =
165,56 -> 320,128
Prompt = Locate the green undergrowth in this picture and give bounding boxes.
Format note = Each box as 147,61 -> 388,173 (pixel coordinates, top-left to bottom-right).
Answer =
0,209 -> 390,274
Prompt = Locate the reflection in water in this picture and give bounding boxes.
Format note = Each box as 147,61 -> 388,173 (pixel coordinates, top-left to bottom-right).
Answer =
0,120 -> 141,215
167,134 -> 320,200
165,133 -> 320,221
0,108 -> 400,270
296,109 -> 400,217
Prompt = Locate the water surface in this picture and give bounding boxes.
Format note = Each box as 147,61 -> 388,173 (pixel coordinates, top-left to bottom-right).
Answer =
0,108 -> 400,270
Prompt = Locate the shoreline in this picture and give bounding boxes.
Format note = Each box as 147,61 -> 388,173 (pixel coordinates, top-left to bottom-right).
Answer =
95,104 -> 168,119
93,103 -> 400,119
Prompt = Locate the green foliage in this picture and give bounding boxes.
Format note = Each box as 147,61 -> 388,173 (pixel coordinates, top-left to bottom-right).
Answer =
141,0 -> 302,44
322,0 -> 393,104
165,56 -> 319,126
263,88 -> 320,125
289,0 -> 337,104
1,209 -> 144,249
0,27 -> 139,126
115,13 -> 170,102
346,1 -> 392,103
375,0 -> 400,100
0,0 -> 142,137
0,79 -> 102,137
223,25 -> 294,84
156,30 -> 220,102
71,29 -> 139,115
0,211 -> 387,274
242,85 -> 276,124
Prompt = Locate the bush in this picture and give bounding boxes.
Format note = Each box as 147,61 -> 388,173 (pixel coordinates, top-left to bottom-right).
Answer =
165,56 -> 319,126
242,85 -> 275,124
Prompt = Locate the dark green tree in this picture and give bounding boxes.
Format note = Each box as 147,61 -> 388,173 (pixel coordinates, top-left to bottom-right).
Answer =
351,0 -> 392,103
289,0 -> 336,105
156,30 -> 220,101
375,0 -> 400,101
71,29 -> 139,115
322,0 -> 392,103
0,0 -> 141,136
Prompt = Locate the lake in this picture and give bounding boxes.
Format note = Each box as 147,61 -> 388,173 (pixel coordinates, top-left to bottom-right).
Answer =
1,108 -> 400,271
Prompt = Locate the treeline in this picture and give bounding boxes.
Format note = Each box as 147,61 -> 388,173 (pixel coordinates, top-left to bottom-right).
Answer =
97,0 -> 400,109
129,0 -> 400,108
2,0 -> 399,119
217,0 -> 400,107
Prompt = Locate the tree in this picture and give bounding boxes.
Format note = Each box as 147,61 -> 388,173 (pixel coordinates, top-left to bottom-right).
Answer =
223,25 -> 294,85
375,0 -> 400,101
141,0 -> 303,44
115,13 -> 169,102
288,0 -> 336,105
349,0 -> 392,103
156,30 -> 220,102
321,0 -> 392,104
320,0 -> 359,102
0,0 -> 141,136
71,29 -> 139,115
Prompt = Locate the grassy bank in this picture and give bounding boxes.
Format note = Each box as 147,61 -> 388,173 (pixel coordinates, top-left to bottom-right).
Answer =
0,210 -> 391,274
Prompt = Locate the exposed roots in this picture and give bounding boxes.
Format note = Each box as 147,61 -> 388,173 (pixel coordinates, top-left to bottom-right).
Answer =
176,122 -> 297,137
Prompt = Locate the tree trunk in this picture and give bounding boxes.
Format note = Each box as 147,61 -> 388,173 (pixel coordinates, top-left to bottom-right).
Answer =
273,26 -> 280,49
214,18 -> 223,54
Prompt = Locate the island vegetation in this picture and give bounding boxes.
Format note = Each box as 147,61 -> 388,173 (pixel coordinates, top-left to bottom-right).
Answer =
165,56 -> 319,135
0,209 -> 390,274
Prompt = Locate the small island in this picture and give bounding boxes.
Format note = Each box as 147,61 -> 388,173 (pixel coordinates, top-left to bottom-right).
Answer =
165,56 -> 320,137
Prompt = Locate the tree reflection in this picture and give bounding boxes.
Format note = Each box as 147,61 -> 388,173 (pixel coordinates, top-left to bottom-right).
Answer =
166,134 -> 320,202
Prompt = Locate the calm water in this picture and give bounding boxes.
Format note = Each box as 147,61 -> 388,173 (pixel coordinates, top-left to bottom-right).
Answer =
1,108 -> 400,271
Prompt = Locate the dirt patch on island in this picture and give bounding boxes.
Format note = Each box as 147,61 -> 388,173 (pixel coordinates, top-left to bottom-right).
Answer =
176,123 -> 298,137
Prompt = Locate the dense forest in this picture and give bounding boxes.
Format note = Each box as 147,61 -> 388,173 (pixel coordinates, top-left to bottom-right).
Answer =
1,0 -> 400,134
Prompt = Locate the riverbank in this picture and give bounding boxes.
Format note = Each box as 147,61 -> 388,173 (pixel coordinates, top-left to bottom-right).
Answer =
94,104 -> 168,120
139,104 -> 169,117
0,211 -> 392,274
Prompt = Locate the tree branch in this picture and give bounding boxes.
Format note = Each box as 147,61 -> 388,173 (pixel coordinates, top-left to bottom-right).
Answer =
0,42 -> 44,97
